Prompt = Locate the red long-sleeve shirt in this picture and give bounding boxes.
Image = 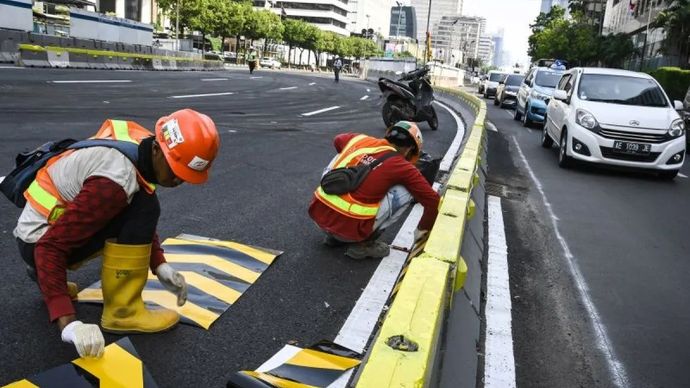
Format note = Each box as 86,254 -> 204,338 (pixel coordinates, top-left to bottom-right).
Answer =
34,176 -> 166,321
309,133 -> 440,242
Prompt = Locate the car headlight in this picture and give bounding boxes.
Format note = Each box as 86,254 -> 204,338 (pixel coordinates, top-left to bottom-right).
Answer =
575,109 -> 598,130
530,90 -> 549,101
506,90 -> 517,96
668,118 -> 686,137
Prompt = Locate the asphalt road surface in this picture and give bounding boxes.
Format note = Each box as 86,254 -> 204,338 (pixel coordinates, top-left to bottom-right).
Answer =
484,94 -> 690,388
0,67 -> 458,386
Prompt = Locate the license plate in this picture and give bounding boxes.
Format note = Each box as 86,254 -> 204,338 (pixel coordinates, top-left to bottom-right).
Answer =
613,141 -> 651,155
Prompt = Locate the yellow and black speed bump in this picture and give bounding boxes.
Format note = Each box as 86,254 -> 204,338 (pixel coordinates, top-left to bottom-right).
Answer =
78,234 -> 283,330
226,341 -> 361,388
3,337 -> 158,388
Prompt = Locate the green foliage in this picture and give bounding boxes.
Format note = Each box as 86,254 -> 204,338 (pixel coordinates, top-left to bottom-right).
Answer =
242,9 -> 284,42
652,0 -> 690,69
649,67 -> 690,100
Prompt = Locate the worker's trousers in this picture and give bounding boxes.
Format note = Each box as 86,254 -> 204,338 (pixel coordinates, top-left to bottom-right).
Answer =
373,185 -> 413,233
17,190 -> 160,280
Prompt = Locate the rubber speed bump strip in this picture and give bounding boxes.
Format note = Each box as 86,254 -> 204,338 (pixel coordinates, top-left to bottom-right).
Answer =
227,341 -> 361,388
3,337 -> 158,388
78,234 -> 282,330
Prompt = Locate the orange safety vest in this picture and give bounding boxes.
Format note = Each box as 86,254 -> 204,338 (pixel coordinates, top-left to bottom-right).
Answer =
24,119 -> 156,224
314,134 -> 397,220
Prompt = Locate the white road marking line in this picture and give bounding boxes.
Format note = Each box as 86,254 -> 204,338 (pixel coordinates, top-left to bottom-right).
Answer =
0,66 -> 25,69
485,196 -> 516,388
360,95 -> 369,101
300,106 -> 340,117
434,100 -> 466,173
332,98 -> 464,388
280,86 -> 298,90
256,345 -> 301,372
201,78 -> 229,81
487,121 -> 498,132
49,80 -> 132,84
251,76 -> 263,79
505,110 -> 514,119
228,129 -> 237,133
169,92 -> 234,99
0,176 -> 4,184
366,88 -> 371,92
512,137 -> 629,387
678,173 -> 688,178
309,82 -> 316,85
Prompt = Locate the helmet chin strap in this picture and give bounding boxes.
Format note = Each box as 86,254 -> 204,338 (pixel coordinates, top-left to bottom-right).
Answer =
137,137 -> 160,184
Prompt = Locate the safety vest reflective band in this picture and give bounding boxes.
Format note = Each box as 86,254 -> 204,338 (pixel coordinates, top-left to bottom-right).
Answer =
314,135 -> 397,220
24,119 -> 156,224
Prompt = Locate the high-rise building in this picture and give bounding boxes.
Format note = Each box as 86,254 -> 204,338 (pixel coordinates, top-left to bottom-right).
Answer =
97,0 -> 154,23
389,6 -> 417,39
254,0 -> 350,36
477,35 -> 494,65
348,0 -> 392,38
430,15 -> 483,65
540,0 -> 568,14
491,29 -> 504,67
411,0 -> 462,44
578,0 -> 607,33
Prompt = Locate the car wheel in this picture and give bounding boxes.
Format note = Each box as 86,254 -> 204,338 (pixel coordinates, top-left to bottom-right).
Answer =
522,104 -> 532,128
494,96 -> 500,106
541,120 -> 554,148
558,129 -> 572,168
483,91 -> 488,99
428,107 -> 439,131
514,105 -> 522,121
658,170 -> 679,180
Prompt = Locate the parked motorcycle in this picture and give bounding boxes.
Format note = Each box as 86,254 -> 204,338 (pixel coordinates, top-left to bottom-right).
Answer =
378,66 -> 438,130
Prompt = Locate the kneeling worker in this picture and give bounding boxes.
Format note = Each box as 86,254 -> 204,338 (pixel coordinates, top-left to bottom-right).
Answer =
309,121 -> 440,259
14,109 -> 220,358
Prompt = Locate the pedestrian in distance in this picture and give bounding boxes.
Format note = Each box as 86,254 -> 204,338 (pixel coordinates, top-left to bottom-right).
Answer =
309,121 -> 440,260
333,56 -> 343,83
246,47 -> 258,74
10,109 -> 220,358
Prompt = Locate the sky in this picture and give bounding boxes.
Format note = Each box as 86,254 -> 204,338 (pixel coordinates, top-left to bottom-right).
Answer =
461,0 -> 544,67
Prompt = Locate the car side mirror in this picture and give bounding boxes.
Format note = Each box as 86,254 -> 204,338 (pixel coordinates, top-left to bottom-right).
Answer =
554,89 -> 568,102
673,100 -> 683,110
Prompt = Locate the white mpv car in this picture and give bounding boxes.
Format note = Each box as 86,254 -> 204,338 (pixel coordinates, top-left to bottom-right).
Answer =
543,67 -> 686,179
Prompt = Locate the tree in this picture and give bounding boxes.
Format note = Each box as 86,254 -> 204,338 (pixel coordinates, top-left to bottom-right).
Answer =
598,33 -> 635,68
242,9 -> 283,49
652,0 -> 690,69
214,1 -> 250,54
283,19 -> 309,66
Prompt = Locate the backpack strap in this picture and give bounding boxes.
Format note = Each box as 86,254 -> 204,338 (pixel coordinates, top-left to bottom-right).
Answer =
369,152 -> 399,170
67,139 -> 139,164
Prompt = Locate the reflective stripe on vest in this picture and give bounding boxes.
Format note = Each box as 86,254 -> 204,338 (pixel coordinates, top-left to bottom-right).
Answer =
315,135 -> 397,219
25,120 -> 155,223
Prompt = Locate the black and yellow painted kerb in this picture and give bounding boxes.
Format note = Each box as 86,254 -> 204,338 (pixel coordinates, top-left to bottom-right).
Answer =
78,234 -> 283,329
3,338 -> 159,388
227,341 -> 361,388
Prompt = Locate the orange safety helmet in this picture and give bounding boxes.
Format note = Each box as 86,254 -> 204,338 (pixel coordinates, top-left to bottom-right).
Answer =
385,120 -> 423,163
155,109 -> 220,184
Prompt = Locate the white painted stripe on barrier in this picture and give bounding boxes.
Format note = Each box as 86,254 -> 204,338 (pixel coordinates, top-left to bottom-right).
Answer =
201,78 -> 229,81
512,137 -> 629,388
678,173 -> 688,178
301,106 -> 340,117
360,95 -> 369,101
331,96 -> 465,388
280,86 -> 298,90
434,100 -> 466,173
49,80 -> 132,84
169,92 -> 235,99
485,196 -> 516,388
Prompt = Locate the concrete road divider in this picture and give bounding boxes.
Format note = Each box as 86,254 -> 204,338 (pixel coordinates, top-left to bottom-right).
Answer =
354,88 -> 488,388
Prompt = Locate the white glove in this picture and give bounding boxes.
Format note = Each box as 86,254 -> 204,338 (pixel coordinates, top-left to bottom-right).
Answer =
61,320 -> 104,358
414,228 -> 429,242
156,263 -> 188,306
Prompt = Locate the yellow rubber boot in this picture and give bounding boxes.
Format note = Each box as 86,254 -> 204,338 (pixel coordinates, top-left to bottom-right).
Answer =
100,240 -> 180,334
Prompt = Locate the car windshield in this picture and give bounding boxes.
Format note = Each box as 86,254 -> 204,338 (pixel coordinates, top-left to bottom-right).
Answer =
535,71 -> 562,88
489,73 -> 505,82
506,75 -> 524,86
578,74 -> 668,107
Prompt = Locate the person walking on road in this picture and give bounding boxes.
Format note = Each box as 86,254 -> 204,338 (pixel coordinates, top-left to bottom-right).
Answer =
246,47 -> 258,74
333,56 -> 343,83
12,109 -> 220,358
309,121 -> 440,259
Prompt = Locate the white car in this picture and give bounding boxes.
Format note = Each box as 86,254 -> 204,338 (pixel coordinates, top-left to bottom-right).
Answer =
259,57 -> 281,69
481,70 -> 508,99
543,67 -> 686,179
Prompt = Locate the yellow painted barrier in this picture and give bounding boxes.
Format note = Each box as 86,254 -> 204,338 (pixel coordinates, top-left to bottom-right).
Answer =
355,88 -> 486,388
17,44 -> 221,65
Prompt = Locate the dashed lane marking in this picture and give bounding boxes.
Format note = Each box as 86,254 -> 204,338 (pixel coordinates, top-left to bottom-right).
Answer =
512,137 -> 629,387
505,110 -> 514,119
485,196 -> 516,388
360,95 -> 369,101
309,82 -> 317,85
201,78 -> 229,81
280,86 -> 298,90
169,92 -> 235,99
678,173 -> 688,178
49,80 -> 132,84
366,88 -> 371,92
300,106 -> 340,117
487,121 -> 498,132
251,76 -> 263,79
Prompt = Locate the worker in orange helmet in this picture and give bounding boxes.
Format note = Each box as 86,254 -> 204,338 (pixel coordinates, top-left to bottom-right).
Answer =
13,109 -> 220,358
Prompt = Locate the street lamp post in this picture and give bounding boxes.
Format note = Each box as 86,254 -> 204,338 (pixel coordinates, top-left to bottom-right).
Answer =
175,0 -> 180,51
425,0 -> 432,62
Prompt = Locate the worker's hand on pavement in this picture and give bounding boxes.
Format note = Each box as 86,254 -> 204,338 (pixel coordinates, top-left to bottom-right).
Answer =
156,263 -> 188,306
61,320 -> 104,358
414,228 -> 429,243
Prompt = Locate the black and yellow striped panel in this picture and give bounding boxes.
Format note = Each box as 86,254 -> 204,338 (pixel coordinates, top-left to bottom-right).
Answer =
77,235 -> 282,330
227,341 -> 361,388
2,338 -> 158,388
